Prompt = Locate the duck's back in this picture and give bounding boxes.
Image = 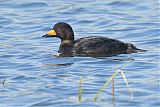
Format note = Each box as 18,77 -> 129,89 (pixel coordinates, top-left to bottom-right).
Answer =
74,36 -> 137,56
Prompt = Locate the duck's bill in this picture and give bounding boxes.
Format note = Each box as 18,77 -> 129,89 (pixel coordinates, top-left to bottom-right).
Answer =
42,34 -> 53,38
42,30 -> 56,38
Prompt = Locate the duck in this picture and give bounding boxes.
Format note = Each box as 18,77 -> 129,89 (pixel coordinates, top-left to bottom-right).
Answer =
42,22 -> 143,56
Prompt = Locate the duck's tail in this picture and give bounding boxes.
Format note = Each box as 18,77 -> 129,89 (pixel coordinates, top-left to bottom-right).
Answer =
127,43 -> 146,53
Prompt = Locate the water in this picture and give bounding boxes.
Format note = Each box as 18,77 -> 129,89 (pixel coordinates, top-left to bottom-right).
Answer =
0,0 -> 159,107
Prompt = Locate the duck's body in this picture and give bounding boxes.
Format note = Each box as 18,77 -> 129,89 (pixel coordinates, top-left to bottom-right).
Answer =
43,22 -> 142,56
59,36 -> 137,56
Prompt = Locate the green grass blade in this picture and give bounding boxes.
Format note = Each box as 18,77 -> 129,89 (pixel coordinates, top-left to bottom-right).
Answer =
112,77 -> 115,102
94,69 -> 120,101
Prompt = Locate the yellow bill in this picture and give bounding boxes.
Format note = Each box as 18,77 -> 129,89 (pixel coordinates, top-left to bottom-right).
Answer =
47,30 -> 56,36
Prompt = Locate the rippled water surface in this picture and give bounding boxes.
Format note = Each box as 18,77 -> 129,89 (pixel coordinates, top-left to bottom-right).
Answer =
0,0 -> 159,107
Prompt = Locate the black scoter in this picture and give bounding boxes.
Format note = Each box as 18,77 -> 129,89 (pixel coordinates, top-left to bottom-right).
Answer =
42,22 -> 142,56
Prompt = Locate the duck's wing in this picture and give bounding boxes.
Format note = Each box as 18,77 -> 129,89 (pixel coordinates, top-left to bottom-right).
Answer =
74,36 -> 137,55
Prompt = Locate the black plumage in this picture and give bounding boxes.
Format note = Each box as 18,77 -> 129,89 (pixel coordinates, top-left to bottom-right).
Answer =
43,22 -> 142,56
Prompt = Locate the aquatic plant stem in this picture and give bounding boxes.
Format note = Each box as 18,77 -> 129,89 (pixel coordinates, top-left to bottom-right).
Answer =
120,70 -> 133,101
2,78 -> 5,85
94,69 -> 120,101
78,77 -> 82,102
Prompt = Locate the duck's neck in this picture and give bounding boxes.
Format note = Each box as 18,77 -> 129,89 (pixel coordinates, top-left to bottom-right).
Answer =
61,39 -> 74,44
58,40 -> 75,54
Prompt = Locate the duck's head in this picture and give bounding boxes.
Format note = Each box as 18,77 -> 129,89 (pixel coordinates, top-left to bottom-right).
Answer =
42,22 -> 74,41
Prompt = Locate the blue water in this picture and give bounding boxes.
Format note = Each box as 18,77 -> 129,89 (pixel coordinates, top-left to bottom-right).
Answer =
0,0 -> 159,107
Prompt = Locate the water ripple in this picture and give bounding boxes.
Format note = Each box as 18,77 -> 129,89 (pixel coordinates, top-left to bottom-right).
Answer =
0,0 -> 159,107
